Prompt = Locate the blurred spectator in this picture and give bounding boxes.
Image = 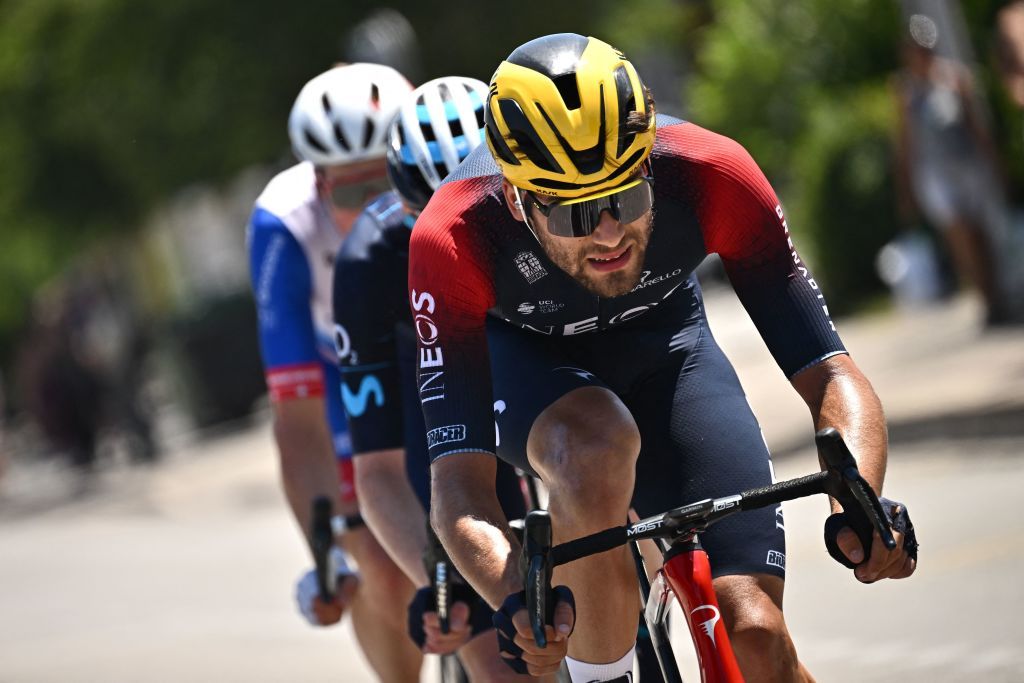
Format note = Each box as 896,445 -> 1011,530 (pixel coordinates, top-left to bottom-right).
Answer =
15,266 -> 156,472
894,14 -> 1013,325
997,1 -> 1024,110
16,293 -> 103,470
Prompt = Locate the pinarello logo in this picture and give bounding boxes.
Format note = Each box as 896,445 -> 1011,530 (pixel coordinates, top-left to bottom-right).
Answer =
691,605 -> 721,647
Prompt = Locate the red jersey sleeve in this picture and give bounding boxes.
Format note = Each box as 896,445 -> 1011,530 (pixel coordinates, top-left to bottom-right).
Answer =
408,178 -> 500,460
660,123 -> 846,377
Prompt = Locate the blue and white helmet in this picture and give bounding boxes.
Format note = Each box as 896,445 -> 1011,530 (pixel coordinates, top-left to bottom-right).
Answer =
385,76 -> 488,212
288,63 -> 412,167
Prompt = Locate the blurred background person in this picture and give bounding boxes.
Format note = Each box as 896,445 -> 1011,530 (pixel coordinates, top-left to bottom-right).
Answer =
894,13 -> 1013,326
996,0 -> 1024,111
246,63 -> 421,681
15,290 -> 104,473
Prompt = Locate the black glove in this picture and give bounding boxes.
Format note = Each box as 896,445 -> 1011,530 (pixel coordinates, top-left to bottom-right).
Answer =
824,496 -> 918,569
492,586 -> 575,674
407,582 -> 495,649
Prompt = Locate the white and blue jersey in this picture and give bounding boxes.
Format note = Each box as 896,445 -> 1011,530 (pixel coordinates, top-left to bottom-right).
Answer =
247,161 -> 353,460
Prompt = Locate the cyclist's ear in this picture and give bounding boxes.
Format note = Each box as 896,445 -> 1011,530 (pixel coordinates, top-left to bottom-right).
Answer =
502,180 -> 526,222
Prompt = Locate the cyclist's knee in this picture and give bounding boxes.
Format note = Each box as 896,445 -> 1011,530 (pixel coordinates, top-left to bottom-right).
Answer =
527,386 -> 639,507
716,575 -> 800,675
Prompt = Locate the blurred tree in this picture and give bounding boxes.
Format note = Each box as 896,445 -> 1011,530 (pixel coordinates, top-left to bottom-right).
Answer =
0,0 -> 366,361
685,0 -> 903,311
0,0 -> 620,365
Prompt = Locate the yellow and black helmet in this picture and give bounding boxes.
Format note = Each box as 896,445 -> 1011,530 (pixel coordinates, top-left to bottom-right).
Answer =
485,33 -> 655,199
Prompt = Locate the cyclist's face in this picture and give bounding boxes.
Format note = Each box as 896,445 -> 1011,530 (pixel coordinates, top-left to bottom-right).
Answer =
316,158 -> 390,234
503,180 -> 653,298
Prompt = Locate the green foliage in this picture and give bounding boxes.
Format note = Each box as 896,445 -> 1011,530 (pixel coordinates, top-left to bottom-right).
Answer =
0,0 -> 624,359
791,87 -> 899,310
0,0 -> 362,355
688,0 -> 902,311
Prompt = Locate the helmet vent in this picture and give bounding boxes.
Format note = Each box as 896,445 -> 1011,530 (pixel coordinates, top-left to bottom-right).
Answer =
535,91 -> 605,174
332,123 -> 351,152
614,66 -> 638,156
486,124 -> 519,166
303,129 -> 330,155
420,121 -> 437,142
362,119 -> 376,149
320,93 -> 333,114
437,82 -> 453,102
499,98 -> 562,173
552,73 -> 581,110
369,83 -> 381,110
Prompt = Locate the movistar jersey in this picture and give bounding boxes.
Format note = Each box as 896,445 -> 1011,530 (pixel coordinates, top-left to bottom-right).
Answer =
331,194 -> 412,455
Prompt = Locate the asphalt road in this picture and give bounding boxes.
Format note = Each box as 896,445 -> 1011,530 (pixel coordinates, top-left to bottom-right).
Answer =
1,292 -> 1021,681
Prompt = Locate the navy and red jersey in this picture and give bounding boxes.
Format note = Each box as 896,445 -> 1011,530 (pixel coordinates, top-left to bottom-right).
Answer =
408,115 -> 846,461
331,194 -> 415,455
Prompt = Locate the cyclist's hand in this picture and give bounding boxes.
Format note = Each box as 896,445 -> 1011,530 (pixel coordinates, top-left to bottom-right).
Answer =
493,587 -> 575,676
422,600 -> 472,654
295,548 -> 360,626
408,584 -> 496,654
826,497 -> 918,582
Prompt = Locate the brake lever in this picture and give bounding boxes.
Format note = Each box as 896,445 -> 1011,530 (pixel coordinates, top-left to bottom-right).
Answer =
523,510 -> 553,647
311,496 -> 337,602
816,428 -> 897,553
424,521 -> 452,634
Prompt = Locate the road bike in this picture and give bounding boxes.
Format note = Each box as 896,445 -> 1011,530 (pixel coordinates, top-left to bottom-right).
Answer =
522,428 -> 898,682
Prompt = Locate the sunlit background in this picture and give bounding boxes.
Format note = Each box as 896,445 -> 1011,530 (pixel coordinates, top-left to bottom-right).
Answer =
1,0 -> 1022,681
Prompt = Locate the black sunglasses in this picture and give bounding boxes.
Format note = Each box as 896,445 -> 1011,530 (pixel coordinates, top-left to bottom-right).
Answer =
523,175 -> 654,238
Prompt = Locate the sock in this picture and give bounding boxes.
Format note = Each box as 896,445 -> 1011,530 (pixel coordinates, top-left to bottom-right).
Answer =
565,644 -> 636,682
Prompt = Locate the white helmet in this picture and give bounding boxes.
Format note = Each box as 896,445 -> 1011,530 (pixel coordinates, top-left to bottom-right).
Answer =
385,76 -> 488,211
288,63 -> 412,166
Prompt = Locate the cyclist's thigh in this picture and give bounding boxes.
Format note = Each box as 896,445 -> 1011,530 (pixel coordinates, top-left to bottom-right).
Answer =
400,326 -> 527,519
487,317 -> 609,477
627,323 -> 786,580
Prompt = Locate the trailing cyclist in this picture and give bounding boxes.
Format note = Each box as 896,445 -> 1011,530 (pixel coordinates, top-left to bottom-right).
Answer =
331,76 -> 541,681
407,34 -> 918,681
246,63 -> 422,681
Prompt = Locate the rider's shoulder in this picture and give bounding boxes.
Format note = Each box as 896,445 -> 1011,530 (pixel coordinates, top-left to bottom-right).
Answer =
655,118 -> 754,166
341,192 -> 407,263
358,191 -> 406,229
653,118 -> 765,193
253,162 -> 319,223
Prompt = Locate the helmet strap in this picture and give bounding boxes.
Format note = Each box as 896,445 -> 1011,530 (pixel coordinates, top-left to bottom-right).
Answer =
513,186 -> 542,244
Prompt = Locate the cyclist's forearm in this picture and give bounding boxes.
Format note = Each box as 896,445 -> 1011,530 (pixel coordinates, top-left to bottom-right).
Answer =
353,449 -> 430,586
273,409 -> 346,540
431,485 -> 521,608
792,354 -> 888,502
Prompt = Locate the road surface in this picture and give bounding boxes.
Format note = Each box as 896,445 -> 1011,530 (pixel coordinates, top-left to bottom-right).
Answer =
2,292 -> 1021,681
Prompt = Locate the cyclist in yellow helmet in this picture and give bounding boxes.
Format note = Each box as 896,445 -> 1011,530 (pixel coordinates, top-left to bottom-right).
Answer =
409,34 -> 918,681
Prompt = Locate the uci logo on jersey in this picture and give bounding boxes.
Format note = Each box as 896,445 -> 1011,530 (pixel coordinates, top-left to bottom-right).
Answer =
341,375 -> 385,417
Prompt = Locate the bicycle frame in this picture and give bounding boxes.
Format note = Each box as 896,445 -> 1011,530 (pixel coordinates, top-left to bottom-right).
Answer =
644,538 -> 743,682
525,428 -> 897,683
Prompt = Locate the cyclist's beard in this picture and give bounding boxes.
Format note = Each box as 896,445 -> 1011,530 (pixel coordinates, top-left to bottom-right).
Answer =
536,213 -> 653,298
